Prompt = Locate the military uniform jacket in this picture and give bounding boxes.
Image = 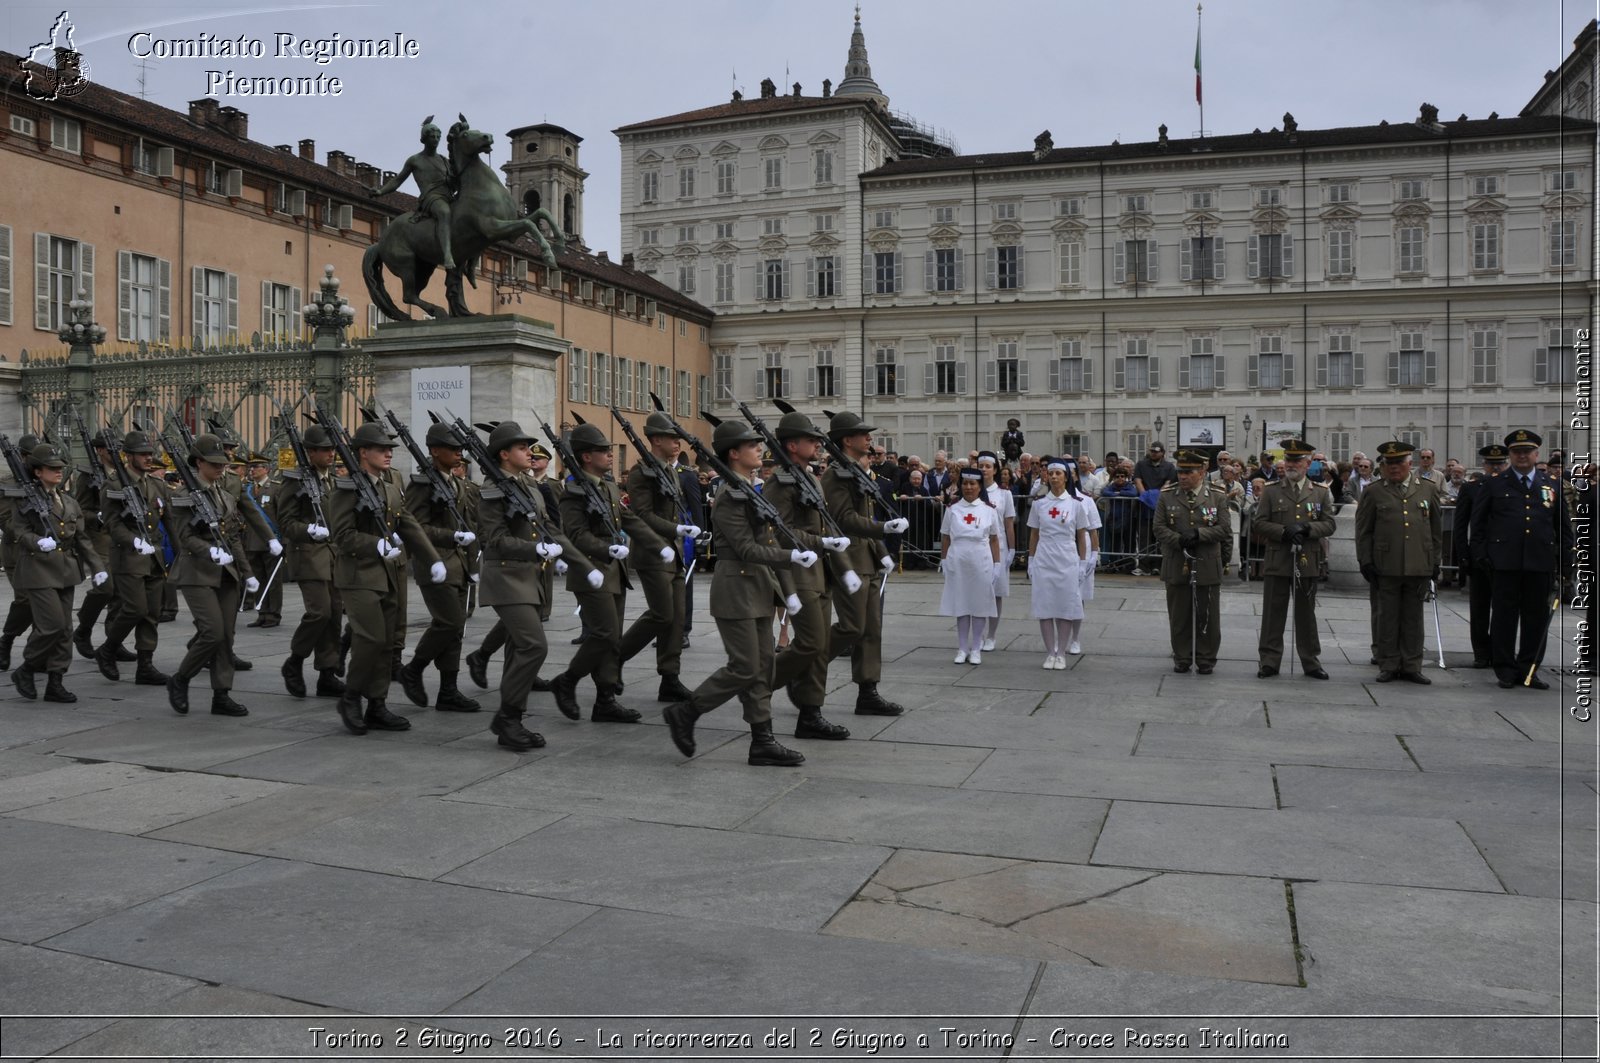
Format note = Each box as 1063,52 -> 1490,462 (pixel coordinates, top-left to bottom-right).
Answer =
327,471 -> 440,591
558,474 -> 667,594
404,471 -> 474,587
100,472 -> 172,577
822,462 -> 887,575
708,476 -> 798,620
1152,482 -> 1233,585
1451,477 -> 1487,570
1251,479 -> 1337,578
478,477 -> 588,608
221,468 -> 276,546
766,467 -> 846,597
276,467 -> 335,582
1355,475 -> 1443,577
170,482 -> 253,587
1468,468 -> 1571,573
4,487 -> 102,589
623,461 -> 692,569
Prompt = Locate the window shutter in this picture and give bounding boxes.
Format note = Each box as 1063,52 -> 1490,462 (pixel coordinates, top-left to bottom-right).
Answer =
863,251 -> 873,289
225,272 -> 239,339
955,361 -> 968,394
986,248 -> 997,289
754,368 -> 766,399
1352,351 -> 1365,387
805,257 -> 815,298
1316,351 -> 1328,387
984,360 -> 997,393
1247,234 -> 1260,279
954,249 -> 964,290
224,169 -> 243,198
0,224 -> 12,326
1283,352 -> 1295,388
191,266 -> 204,343
781,258 -> 791,299
336,204 -> 353,230
1387,351 -> 1400,386
156,146 -> 174,177
1082,357 -> 1093,392
894,364 -> 906,396
1247,354 -> 1259,388
1144,240 -> 1158,283
1113,241 -> 1126,284
1178,355 -> 1190,389
893,252 -> 903,293
78,242 -> 94,314
1213,238 -> 1226,280
34,233 -> 50,329
260,280 -> 272,336
1015,247 -> 1026,288
924,251 -> 935,292
1018,358 -> 1029,392
290,286 -> 301,337
1533,347 -> 1548,385
1213,355 -> 1224,388
1282,233 -> 1294,278
1048,358 -> 1061,392
1424,349 -> 1437,386
1148,355 -> 1160,390
923,362 -> 936,395
783,368 -> 792,397
1114,357 -> 1125,390
1179,239 -> 1193,281
119,251 -> 135,340
806,365 -> 817,397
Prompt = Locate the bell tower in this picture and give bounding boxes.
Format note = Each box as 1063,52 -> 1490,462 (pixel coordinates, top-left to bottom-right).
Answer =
502,123 -> 589,248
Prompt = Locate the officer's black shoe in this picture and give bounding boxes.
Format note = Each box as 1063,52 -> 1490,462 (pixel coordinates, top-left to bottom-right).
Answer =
657,674 -> 692,702
1173,663 -> 1191,673
435,673 -> 481,713
10,666 -> 35,700
135,652 -> 169,686
1527,675 -> 1551,691
315,669 -> 346,697
529,675 -> 553,692
550,672 -> 581,720
1369,656 -> 1379,665
398,661 -> 429,707
1375,670 -> 1397,683
854,683 -> 904,716
490,707 -> 543,751
230,653 -> 253,672
43,672 -> 76,703
1497,677 -> 1517,689
0,635 -> 14,671
662,701 -> 699,757
210,690 -> 249,716
465,649 -> 490,689
158,611 -> 178,623
1257,665 -> 1279,678
748,721 -> 805,767
592,691 -> 641,724
1197,664 -> 1214,675
1399,671 -> 1432,685
681,634 -> 691,649
569,633 -> 584,645
1303,667 -> 1330,680
113,644 -> 137,662
337,691 -> 368,735
795,707 -> 850,740
1472,658 -> 1493,669
94,644 -> 122,682
166,674 -> 190,715
364,698 -> 411,731
281,656 -> 307,698
73,628 -> 95,660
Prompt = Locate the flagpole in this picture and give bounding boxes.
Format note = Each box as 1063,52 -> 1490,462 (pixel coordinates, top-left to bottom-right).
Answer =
1195,2 -> 1204,137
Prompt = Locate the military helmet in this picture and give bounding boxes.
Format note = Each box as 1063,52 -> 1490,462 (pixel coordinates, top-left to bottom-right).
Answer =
487,421 -> 538,457
642,411 -> 683,439
775,411 -> 827,441
188,433 -> 230,466
711,419 -> 762,456
350,422 -> 397,449
122,430 -> 156,455
302,424 -> 335,449
424,422 -> 464,449
568,423 -> 610,453
827,410 -> 877,441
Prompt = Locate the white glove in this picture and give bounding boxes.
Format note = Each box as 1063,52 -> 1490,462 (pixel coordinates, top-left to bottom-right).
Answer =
993,561 -> 1005,581
820,536 -> 851,553
376,539 -> 399,560
608,544 -> 630,560
675,524 -> 701,538
784,593 -> 803,616
244,576 -> 260,594
555,559 -> 569,576
790,549 -> 818,569
883,517 -> 910,534
535,540 -> 562,560
1004,548 -> 1016,568
879,554 -> 894,571
389,533 -> 404,549
586,568 -> 604,589
658,546 -> 675,563
429,561 -> 447,584
36,536 -> 57,553
307,523 -> 330,541
92,571 -> 108,587
267,538 -> 284,557
841,569 -> 863,594
209,546 -> 234,566
1087,550 -> 1099,567
132,536 -> 157,556
453,529 -> 476,546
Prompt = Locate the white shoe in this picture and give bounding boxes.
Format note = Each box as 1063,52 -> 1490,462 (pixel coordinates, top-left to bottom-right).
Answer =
954,650 -> 968,664
981,637 -> 996,652
969,650 -> 982,665
1068,640 -> 1082,655
1042,654 -> 1056,670
1054,655 -> 1069,670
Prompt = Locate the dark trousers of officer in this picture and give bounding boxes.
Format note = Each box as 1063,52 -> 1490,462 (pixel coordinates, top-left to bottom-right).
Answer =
492,603 -> 547,712
690,616 -> 775,725
1490,569 -> 1554,680
414,581 -> 467,673
177,579 -> 241,690
246,549 -> 283,620
831,569 -> 883,684
478,619 -> 508,659
619,565 -> 681,676
1368,581 -> 1380,662
1166,583 -> 1221,667
772,588 -> 831,706
2,591 -> 31,639
345,584 -> 403,700
289,579 -> 343,672
76,564 -> 121,635
22,587 -> 74,674
1466,567 -> 1494,662
1258,575 -> 1321,670
1375,576 -> 1428,674
104,572 -> 164,653
567,587 -> 626,690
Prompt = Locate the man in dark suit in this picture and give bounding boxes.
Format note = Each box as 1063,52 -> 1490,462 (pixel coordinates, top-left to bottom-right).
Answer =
923,453 -> 953,501
1470,430 -> 1571,690
1452,444 -> 1509,667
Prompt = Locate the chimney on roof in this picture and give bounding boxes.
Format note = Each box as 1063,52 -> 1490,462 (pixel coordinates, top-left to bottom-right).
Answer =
188,98 -> 222,127
1488,111 -> 1499,120
1157,123 -> 1169,145
1282,112 -> 1297,134
298,138 -> 315,161
275,144 -> 293,153
622,252 -> 635,270
793,82 -> 802,97
596,250 -> 608,262
1032,130 -> 1053,160
218,106 -> 248,138
326,149 -> 354,176
822,78 -> 832,98
354,161 -> 380,188
732,89 -> 742,102
1418,102 -> 1441,130
760,77 -> 777,99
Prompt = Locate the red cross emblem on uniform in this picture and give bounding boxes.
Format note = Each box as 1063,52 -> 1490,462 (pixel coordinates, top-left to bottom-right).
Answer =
963,513 -> 977,525
1048,507 -> 1061,519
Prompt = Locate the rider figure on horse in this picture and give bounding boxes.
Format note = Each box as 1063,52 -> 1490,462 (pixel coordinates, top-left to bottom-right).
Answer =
371,115 -> 457,272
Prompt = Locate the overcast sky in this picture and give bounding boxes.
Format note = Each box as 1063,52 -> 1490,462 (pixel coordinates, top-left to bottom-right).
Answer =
4,0 -> 1592,256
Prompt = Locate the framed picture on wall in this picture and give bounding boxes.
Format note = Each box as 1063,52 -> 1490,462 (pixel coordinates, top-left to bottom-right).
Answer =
1177,416 -> 1225,448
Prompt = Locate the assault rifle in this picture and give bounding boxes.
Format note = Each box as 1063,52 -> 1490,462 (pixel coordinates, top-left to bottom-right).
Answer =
782,401 -> 903,523
158,426 -> 227,550
0,433 -> 53,536
102,428 -> 150,529
269,395 -> 326,528
538,420 -> 623,544
69,404 -> 105,495
608,405 -> 692,525
441,411 -> 556,549
728,395 -> 847,538
306,390 -> 385,518
372,405 -> 468,532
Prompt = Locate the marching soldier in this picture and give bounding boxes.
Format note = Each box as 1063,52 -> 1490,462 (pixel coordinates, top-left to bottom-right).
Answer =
1451,443 -> 1509,668
326,421 -> 445,735
72,433 -> 124,660
1153,451 -> 1232,673
277,424 -> 346,700
620,412 -> 703,704
822,411 -> 911,716
240,453 -> 283,628
1470,430 -> 1571,690
94,430 -> 172,687
0,432 -> 43,671
1252,440 -> 1337,679
1355,440 -> 1443,684
662,419 -> 815,766
397,422 -> 482,712
766,411 -> 857,739
165,434 -> 258,717
548,423 -> 672,724
7,443 -> 106,702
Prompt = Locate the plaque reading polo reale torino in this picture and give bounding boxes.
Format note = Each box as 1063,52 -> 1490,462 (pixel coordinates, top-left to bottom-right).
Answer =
410,366 -> 471,437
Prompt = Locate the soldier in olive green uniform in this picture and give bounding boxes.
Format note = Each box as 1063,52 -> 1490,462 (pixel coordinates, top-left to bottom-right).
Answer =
822,411 -> 911,716
8,443 -> 106,702
397,422 -> 482,713
95,430 -> 173,686
0,433 -> 44,671
1152,451 -> 1233,674
548,423 -> 672,724
326,421 -> 445,735
662,419 -> 813,767
166,434 -> 257,717
1252,440 -> 1337,679
1355,440 -> 1443,683
71,434 -> 124,660
620,412 -> 703,704
277,424 -> 346,700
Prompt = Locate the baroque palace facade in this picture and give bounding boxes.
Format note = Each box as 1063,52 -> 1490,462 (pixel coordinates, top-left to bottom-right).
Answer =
617,15 -> 1597,464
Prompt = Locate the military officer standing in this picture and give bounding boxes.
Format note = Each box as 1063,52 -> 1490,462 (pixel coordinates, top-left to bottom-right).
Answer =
1252,440 -> 1337,679
326,421 -> 445,735
240,454 -> 283,628
1355,441 -> 1443,683
72,433 -> 123,660
1470,430 -> 1571,690
94,430 -> 172,686
1451,443 -> 1510,668
277,424 -> 346,700
1152,451 -> 1233,673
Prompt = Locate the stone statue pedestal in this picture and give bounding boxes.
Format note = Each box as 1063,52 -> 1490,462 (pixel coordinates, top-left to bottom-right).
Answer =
363,314 -> 567,461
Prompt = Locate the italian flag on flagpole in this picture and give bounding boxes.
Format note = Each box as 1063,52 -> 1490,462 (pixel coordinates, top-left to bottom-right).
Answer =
1194,4 -> 1203,105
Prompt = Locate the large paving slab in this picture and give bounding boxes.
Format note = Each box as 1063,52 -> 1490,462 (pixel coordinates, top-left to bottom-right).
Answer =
0,759 -> 156,813
693,733 -> 993,785
1156,672 -> 1382,705
45,858 -> 597,1015
1460,818 -> 1598,900
143,783 -> 394,850
1276,764 -> 1584,824
1134,721 -> 1417,770
0,704 -> 126,749
5,769 -> 291,835
1264,701 -> 1530,739
1091,802 -> 1503,890
0,748 -> 69,782
1036,692 -> 1268,726
209,732 -> 521,793
444,814 -> 888,931
1403,733 -> 1596,774
950,656 -> 1165,695
14,715 -> 317,771
874,711 -> 1140,757
962,749 -> 1276,808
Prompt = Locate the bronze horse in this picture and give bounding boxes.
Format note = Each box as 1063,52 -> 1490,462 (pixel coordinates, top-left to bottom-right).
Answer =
363,114 -> 564,319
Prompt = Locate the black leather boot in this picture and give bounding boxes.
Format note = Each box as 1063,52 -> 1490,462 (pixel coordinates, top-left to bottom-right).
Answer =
657,674 -> 692,702
112,644 -> 137,662
230,652 -> 253,672
435,672 -> 480,712
10,665 -> 36,700
549,672 -> 581,720
398,660 -> 429,707
853,683 -> 905,716
529,675 -> 553,692
465,648 -> 490,689
135,652 -> 169,686
337,690 -> 367,734
166,674 -> 190,715
795,706 -> 850,740
0,635 -> 14,671
43,672 -> 77,703
211,690 -> 249,716
281,655 -> 306,698
94,643 -> 121,681
73,627 -> 95,660
662,700 -> 701,757
489,706 -> 544,751
592,687 -> 641,723
748,721 -> 806,766
315,669 -> 346,697
364,697 -> 411,731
